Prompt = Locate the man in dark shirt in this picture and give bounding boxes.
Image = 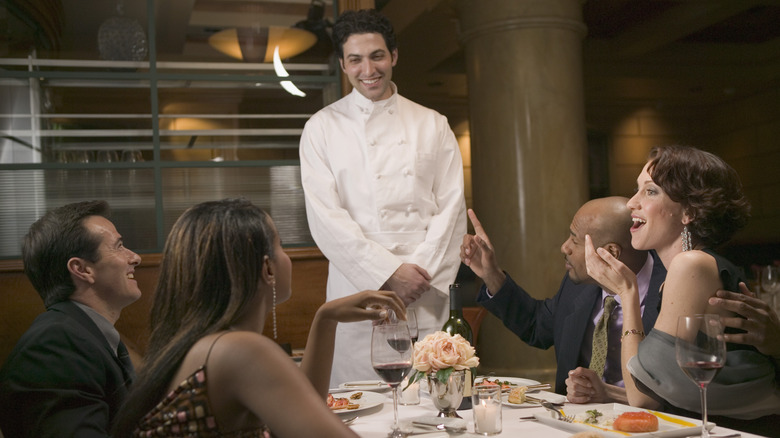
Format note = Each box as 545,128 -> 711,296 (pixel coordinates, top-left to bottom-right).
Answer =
0,200 -> 141,437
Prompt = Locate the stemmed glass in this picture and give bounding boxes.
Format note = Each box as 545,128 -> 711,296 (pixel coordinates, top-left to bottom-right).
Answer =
407,309 -> 419,344
761,266 -> 780,312
675,315 -> 727,438
371,312 -> 413,438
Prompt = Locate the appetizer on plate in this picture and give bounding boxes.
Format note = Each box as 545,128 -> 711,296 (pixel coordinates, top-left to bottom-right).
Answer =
474,378 -> 515,391
507,386 -> 528,404
327,391 -> 362,410
573,409 -> 659,433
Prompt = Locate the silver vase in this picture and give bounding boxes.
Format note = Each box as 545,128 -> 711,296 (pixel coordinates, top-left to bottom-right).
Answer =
427,370 -> 465,418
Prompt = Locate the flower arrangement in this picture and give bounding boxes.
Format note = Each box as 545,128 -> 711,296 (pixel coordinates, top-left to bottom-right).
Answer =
406,331 -> 479,386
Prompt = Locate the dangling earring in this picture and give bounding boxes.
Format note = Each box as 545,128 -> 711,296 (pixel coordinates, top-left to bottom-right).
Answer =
271,281 -> 278,340
681,225 -> 692,252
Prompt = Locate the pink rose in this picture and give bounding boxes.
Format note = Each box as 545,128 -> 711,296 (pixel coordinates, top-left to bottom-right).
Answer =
412,331 -> 479,373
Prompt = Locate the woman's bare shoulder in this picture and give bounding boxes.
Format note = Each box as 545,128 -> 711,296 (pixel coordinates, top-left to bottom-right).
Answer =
668,250 -> 718,277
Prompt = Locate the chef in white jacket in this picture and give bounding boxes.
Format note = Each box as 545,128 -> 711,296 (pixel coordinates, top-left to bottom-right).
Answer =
300,9 -> 467,386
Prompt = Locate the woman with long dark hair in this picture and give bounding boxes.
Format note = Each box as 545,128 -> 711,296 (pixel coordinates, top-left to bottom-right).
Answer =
112,199 -> 405,437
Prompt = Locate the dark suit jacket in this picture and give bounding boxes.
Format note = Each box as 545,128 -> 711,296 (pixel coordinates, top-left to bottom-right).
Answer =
477,252 -> 666,394
0,300 -> 132,438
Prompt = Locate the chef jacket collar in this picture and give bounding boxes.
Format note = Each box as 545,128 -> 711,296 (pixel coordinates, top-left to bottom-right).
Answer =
351,82 -> 398,114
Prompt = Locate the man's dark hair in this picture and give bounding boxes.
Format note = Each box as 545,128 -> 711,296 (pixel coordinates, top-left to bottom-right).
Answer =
332,9 -> 397,59
22,200 -> 110,307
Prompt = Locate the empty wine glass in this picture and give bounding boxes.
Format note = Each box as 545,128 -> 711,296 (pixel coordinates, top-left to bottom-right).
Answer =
407,309 -> 418,344
400,309 -> 420,405
371,312 -> 412,438
761,266 -> 780,312
121,149 -> 144,162
675,315 -> 726,438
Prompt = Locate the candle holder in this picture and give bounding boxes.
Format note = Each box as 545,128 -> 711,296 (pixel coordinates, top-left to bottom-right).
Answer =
472,385 -> 502,435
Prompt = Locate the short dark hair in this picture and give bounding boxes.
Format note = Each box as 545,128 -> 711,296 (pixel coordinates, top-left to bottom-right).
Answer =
647,145 -> 750,248
332,9 -> 397,59
22,200 -> 110,307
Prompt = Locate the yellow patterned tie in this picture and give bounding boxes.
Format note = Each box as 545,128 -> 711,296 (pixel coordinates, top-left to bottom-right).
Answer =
589,296 -> 617,378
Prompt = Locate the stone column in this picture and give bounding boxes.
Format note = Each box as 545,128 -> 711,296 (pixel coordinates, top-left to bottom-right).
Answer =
454,0 -> 588,377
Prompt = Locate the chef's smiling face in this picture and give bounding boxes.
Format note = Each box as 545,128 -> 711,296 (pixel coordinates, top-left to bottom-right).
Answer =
339,32 -> 398,102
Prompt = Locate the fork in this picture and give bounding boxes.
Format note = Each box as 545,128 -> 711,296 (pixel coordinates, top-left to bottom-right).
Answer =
342,416 -> 359,425
541,400 -> 574,423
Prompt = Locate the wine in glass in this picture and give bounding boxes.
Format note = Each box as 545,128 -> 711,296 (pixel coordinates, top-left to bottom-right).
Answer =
372,317 -> 413,438
675,315 -> 727,438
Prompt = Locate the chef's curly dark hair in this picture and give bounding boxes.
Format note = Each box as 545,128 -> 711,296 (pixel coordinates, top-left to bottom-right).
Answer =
647,145 -> 750,248
332,9 -> 397,59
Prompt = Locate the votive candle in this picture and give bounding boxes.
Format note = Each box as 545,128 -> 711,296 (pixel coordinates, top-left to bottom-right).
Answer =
472,385 -> 501,435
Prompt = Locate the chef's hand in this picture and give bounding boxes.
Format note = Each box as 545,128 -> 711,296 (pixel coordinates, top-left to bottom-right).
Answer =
383,263 -> 431,305
461,209 -> 506,293
709,282 -> 780,359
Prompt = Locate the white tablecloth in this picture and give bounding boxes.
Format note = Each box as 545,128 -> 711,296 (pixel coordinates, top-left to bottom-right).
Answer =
345,391 -> 766,438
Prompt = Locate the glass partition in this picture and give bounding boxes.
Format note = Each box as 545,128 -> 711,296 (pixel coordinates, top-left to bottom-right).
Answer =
0,0 -> 338,257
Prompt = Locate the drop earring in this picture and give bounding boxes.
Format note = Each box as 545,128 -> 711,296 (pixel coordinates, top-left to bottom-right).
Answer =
681,225 -> 692,252
272,281 -> 278,340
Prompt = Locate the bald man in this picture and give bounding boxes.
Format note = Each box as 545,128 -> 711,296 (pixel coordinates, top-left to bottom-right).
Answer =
461,197 -> 666,400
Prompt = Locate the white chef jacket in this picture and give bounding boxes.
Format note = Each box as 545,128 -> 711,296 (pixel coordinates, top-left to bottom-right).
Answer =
300,84 -> 467,386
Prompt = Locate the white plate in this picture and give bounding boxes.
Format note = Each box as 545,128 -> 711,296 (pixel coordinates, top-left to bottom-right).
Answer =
502,391 -> 567,408
338,380 -> 392,393
330,390 -> 386,416
473,376 -> 541,392
533,403 -> 713,437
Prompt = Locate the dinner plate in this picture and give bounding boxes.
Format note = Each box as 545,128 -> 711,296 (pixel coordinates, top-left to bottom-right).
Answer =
473,376 -> 541,392
501,391 -> 567,408
533,403 -> 714,437
338,380 -> 392,393
330,390 -> 386,416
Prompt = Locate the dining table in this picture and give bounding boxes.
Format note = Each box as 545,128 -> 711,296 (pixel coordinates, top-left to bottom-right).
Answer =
338,389 -> 767,438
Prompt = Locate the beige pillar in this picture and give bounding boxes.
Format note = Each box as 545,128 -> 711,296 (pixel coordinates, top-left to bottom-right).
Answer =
454,0 -> 589,377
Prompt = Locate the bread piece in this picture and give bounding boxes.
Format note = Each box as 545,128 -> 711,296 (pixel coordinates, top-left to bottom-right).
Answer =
507,385 -> 527,404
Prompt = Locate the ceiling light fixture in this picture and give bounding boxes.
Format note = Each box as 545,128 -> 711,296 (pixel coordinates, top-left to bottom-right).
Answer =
208,26 -> 317,63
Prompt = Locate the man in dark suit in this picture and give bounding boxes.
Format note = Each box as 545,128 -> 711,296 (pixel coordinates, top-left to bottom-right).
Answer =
0,200 -> 141,437
461,197 -> 666,402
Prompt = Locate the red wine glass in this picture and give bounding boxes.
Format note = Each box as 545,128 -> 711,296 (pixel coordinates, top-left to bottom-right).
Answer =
675,314 -> 727,438
371,318 -> 413,437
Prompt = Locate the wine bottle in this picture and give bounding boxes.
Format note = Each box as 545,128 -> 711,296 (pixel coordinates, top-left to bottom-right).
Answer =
441,283 -> 474,409
442,283 -> 473,343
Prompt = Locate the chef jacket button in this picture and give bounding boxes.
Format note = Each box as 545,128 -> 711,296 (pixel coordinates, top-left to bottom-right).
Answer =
388,109 -> 394,114
369,139 -> 376,146
406,205 -> 413,212
398,140 -> 405,145
375,174 -> 381,180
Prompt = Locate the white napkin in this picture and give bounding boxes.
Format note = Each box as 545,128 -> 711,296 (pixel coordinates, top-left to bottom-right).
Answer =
532,390 -> 567,404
